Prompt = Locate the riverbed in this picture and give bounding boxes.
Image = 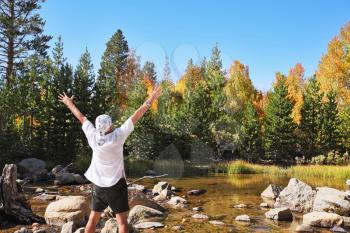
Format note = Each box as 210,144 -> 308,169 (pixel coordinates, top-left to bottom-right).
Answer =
3,174 -> 348,233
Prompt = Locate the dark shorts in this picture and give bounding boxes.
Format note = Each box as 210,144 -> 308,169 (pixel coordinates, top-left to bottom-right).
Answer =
91,178 -> 130,214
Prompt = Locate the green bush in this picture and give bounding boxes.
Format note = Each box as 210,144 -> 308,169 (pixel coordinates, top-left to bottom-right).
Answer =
310,151 -> 350,165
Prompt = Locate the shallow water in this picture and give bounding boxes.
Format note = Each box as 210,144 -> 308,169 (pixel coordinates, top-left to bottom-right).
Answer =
2,174 -> 348,233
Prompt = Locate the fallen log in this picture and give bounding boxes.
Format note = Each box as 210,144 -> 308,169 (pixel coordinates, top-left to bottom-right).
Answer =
0,164 -> 44,224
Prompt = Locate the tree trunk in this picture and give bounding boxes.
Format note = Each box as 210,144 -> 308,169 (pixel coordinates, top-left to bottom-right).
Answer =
0,164 -> 44,223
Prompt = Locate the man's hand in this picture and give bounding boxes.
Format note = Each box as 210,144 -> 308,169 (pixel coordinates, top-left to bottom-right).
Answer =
58,92 -> 74,106
148,86 -> 162,103
58,92 -> 86,124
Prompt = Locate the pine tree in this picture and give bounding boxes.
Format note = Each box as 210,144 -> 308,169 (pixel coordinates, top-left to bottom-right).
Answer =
97,29 -> 128,112
320,90 -> 342,152
0,0 -> 52,85
264,76 -> 297,162
299,77 -> 323,159
162,55 -> 171,82
142,61 -> 157,82
240,102 -> 263,162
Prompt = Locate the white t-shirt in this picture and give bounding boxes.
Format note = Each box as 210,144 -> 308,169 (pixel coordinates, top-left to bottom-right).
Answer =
82,118 -> 134,187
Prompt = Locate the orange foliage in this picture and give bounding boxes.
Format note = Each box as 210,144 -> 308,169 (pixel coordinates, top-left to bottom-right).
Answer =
316,22 -> 350,107
286,63 -> 305,124
143,74 -> 157,111
175,65 -> 204,95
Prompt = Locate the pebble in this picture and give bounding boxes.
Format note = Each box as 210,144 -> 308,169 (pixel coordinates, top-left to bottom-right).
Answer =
209,220 -> 225,225
192,213 -> 209,220
235,215 -> 251,222
192,206 -> 203,211
172,225 -> 184,230
234,204 -> 247,208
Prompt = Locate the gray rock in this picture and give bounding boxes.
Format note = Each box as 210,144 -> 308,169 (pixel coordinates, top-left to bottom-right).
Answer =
261,184 -> 283,207
35,188 -> 44,193
234,204 -> 247,208
192,213 -> 209,220
265,207 -> 293,221
303,211 -> 343,228
54,173 -> 76,185
312,187 -> 350,216
172,225 -> 184,230
187,189 -> 206,196
209,220 -> 225,225
235,215 -> 250,222
101,219 -> 118,233
331,226 -> 347,233
33,193 -> 56,201
192,207 -> 203,211
145,170 -> 157,176
153,189 -> 172,201
167,196 -> 188,208
274,178 -> 316,213
60,221 -> 76,233
295,224 -> 314,232
18,158 -> 48,182
128,189 -> 166,212
134,221 -> 164,230
152,181 -> 171,195
33,229 -> 46,233
127,205 -> 164,225
52,165 -> 64,175
127,184 -> 145,192
73,174 -> 86,184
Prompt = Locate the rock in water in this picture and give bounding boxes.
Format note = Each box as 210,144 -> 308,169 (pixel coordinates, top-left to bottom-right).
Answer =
0,164 -> 44,224
295,224 -> 314,232
44,196 -> 89,226
18,158 -> 48,182
261,184 -> 283,207
127,205 -> 164,225
303,211 -> 343,228
167,196 -> 188,208
265,208 -> 293,221
152,181 -> 171,195
128,189 -> 166,212
235,215 -> 251,222
134,221 -> 164,230
312,187 -> 350,216
187,189 -> 206,196
274,178 -> 316,213
192,213 -> 209,220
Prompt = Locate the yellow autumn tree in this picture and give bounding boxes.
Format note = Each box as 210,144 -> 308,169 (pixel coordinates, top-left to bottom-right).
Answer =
317,22 -> 350,107
175,61 -> 205,95
286,63 -> 305,124
224,60 -> 257,115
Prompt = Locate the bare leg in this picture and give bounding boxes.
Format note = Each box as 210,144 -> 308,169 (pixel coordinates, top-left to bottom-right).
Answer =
115,211 -> 129,233
85,211 -> 101,233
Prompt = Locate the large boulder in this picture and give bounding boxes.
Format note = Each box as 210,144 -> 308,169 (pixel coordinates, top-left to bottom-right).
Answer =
127,205 -> 164,225
303,211 -> 343,228
274,178 -> 316,213
101,219 -> 118,233
128,189 -> 166,212
44,196 -> 89,226
18,158 -> 48,182
265,207 -> 293,221
54,173 -> 86,185
312,187 -> 350,216
153,189 -> 172,201
152,181 -> 171,195
261,184 -> 283,207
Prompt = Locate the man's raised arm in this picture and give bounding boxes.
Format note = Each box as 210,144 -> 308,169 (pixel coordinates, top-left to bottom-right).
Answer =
58,92 -> 87,124
131,86 -> 162,125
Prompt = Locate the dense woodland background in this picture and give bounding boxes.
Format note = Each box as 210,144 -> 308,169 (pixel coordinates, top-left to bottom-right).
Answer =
1,0 -> 350,170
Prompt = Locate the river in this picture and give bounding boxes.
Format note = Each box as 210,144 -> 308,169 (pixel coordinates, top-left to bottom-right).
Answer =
2,174 -> 348,233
